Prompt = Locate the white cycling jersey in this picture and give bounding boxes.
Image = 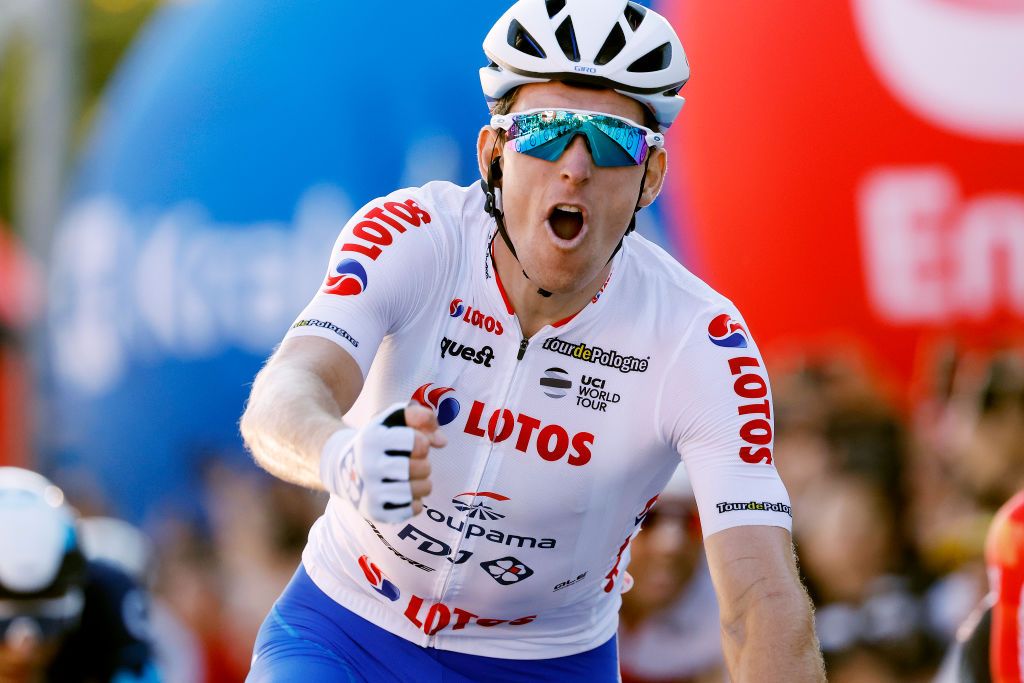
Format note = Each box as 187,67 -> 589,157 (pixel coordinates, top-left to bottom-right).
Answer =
285,180 -> 792,660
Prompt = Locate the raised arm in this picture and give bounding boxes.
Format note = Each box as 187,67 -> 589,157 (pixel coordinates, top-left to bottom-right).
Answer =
240,188 -> 443,492
704,526 -> 824,682
240,336 -> 363,490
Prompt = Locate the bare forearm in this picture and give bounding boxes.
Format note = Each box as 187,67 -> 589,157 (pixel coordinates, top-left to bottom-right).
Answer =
240,358 -> 350,490
720,587 -> 824,683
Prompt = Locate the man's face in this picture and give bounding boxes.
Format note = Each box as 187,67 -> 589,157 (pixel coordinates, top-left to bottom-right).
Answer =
479,82 -> 667,295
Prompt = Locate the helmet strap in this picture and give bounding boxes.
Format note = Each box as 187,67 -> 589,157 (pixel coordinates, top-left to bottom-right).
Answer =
607,155 -> 651,262
482,142 -> 554,298
481,144 -> 652,299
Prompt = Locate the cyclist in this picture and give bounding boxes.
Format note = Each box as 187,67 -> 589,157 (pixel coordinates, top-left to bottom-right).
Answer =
241,1 -> 824,681
948,489 -> 1024,683
0,467 -> 160,683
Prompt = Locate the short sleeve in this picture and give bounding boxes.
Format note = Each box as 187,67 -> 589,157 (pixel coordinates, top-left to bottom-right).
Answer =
284,188 -> 443,377
658,304 -> 793,538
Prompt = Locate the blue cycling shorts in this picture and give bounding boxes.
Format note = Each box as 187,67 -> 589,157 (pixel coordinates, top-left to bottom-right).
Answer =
247,565 -> 620,683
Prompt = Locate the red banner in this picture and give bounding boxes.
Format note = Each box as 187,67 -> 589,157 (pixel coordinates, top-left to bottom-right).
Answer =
664,0 -> 1024,399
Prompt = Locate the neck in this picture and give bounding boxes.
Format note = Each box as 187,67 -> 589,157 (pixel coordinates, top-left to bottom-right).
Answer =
492,236 -> 611,338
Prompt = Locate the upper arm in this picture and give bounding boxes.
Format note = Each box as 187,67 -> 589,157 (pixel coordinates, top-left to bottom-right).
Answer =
661,305 -> 793,538
284,189 -> 442,377
704,525 -> 802,623
265,335 -> 364,414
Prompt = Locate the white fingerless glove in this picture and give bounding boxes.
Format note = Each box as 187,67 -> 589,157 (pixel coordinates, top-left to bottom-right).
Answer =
320,402 -> 416,523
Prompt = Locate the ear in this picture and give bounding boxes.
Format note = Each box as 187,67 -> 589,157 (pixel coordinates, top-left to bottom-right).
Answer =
477,126 -> 502,182
638,147 -> 668,209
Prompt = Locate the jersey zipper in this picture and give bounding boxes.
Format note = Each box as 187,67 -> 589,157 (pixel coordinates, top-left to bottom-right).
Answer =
427,335 -> 531,646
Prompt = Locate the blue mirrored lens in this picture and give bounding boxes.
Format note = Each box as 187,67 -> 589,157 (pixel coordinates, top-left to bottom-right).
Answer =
507,111 -> 650,167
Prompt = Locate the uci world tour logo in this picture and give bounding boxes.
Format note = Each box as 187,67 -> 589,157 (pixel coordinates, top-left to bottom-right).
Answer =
411,384 -> 461,426
708,313 -> 749,349
540,368 -> 572,399
358,555 -> 400,601
324,259 -> 368,296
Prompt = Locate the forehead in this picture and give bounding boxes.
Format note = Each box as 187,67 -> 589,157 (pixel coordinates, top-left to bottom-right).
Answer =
512,82 -> 647,124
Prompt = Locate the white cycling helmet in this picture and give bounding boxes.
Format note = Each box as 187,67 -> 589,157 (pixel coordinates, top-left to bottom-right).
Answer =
481,0 -> 690,129
0,468 -> 86,600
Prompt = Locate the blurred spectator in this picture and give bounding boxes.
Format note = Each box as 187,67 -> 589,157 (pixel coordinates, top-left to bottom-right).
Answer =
618,467 -> 725,683
0,466 -> 159,682
798,473 -> 937,682
80,516 -> 203,683
140,460 -> 323,683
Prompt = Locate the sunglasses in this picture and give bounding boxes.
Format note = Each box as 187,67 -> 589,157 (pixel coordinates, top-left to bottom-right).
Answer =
490,108 -> 665,168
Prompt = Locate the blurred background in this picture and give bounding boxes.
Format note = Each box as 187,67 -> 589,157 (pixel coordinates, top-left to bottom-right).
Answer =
0,0 -> 1021,681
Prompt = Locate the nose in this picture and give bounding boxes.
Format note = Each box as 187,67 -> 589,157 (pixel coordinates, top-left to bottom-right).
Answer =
558,135 -> 593,185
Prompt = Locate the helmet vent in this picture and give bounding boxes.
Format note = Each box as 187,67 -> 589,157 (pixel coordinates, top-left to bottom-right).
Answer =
507,19 -> 547,59
624,4 -> 646,32
595,24 -> 627,66
545,0 -> 566,18
627,42 -> 672,73
555,16 -> 581,63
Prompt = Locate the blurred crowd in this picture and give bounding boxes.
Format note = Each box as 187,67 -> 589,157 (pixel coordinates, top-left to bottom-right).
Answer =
3,342 -> 1014,682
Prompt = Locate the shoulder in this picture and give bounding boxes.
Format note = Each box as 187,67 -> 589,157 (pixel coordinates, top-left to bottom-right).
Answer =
345,181 -> 489,261
618,233 -> 746,334
380,181 -> 487,231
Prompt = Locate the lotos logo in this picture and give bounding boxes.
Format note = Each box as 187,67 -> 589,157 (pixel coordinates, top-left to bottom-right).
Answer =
451,492 -> 509,520
323,259 -> 368,296
358,555 -> 400,601
540,367 -> 572,399
727,357 -> 774,465
448,298 -> 504,335
708,314 -> 749,348
463,400 -> 594,466
403,595 -> 536,636
411,383 -> 461,426
480,556 -> 534,586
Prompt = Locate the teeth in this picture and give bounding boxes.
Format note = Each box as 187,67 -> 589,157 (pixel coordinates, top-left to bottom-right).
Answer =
554,204 -> 582,213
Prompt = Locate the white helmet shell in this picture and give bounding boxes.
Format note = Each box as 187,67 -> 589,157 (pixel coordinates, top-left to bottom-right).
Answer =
0,468 -> 83,596
481,0 -> 690,129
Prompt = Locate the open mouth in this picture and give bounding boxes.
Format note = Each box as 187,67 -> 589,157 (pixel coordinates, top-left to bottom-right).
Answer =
548,204 -> 586,242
